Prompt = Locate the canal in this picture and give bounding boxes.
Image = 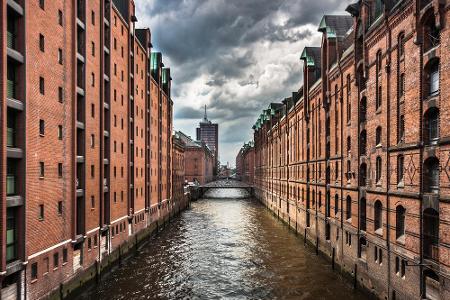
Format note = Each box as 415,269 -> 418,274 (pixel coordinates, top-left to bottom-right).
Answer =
83,189 -> 366,299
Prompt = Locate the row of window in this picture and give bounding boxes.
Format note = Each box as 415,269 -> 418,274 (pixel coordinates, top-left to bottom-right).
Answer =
30,248 -> 68,281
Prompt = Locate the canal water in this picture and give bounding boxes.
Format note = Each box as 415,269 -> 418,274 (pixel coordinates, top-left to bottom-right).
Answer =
83,189 -> 366,300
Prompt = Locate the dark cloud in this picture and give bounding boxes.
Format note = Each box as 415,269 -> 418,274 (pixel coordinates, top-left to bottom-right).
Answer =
136,0 -> 354,164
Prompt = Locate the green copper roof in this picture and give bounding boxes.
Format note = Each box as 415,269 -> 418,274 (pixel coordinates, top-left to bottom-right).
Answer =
300,48 -> 316,66
318,16 -> 337,38
150,52 -> 162,71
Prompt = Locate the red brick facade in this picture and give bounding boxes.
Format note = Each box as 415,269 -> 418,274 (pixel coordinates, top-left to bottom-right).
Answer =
236,142 -> 255,185
252,1 -> 450,299
0,0 -> 180,299
177,131 -> 214,185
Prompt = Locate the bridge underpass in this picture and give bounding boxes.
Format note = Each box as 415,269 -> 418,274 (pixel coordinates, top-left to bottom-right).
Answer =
198,179 -> 254,199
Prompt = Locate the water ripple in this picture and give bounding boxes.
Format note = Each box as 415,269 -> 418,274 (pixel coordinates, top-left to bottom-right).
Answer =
82,191 -> 365,300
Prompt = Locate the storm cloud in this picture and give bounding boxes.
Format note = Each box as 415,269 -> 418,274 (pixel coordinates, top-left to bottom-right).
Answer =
136,0 -> 354,165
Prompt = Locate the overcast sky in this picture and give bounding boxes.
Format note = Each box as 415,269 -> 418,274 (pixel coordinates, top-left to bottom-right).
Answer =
136,0 -> 353,167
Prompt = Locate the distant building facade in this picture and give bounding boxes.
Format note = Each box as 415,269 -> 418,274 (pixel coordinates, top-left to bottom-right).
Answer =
172,133 -> 186,205
236,142 -> 255,185
196,106 -> 219,173
176,131 -> 214,185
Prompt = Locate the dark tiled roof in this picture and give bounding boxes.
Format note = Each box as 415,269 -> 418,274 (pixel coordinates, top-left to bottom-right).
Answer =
318,15 -> 353,39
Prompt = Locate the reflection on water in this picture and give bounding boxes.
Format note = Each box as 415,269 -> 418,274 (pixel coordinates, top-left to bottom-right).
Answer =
83,189 -> 365,300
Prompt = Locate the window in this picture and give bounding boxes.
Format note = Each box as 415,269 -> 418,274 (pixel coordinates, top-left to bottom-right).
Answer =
39,0 -> 45,9
31,262 -> 38,280
58,125 -> 63,140
58,163 -> 63,177
63,248 -> 68,263
58,10 -> 63,26
91,72 -> 95,87
39,77 -> 45,94
91,195 -> 95,208
6,208 -> 17,262
424,108 -> 439,145
91,103 -> 95,118
88,237 -> 92,250
58,48 -> 63,64
399,73 -> 405,97
374,200 -> 382,233
399,115 -> 405,143
396,205 -> 406,240
423,208 -> 439,260
58,201 -> 63,215
91,11 -> 95,25
376,156 -> 382,183
334,194 -> 338,215
90,134 -> 95,148
114,192 -> 117,203
53,252 -> 59,268
91,165 -> 94,178
39,162 -> 45,177
397,155 -> 404,184
39,34 -> 45,52
58,87 -> 64,102
376,51 -> 382,109
360,197 -> 367,231
346,196 -> 352,220
39,119 -> 45,135
429,61 -> 439,96
424,157 -> 440,193
39,204 -> 44,220
398,33 -> 405,58
347,75 -> 351,122
376,126 -> 382,146
91,42 -> 95,56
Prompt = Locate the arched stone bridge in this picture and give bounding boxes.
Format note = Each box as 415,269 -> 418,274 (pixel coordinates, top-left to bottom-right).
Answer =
199,179 -> 254,197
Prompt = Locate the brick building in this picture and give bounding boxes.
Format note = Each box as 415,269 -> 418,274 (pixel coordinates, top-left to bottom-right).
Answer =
177,131 -> 214,185
0,0 -> 178,298
252,1 -> 449,299
172,132 -> 186,206
236,142 -> 255,185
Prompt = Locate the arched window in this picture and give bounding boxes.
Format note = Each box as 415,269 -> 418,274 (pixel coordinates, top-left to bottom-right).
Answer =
423,208 -> 439,260
396,205 -> 406,240
374,200 -> 382,233
376,156 -> 382,183
423,13 -> 440,51
346,196 -> 352,220
424,108 -> 439,146
360,197 -> 367,231
424,157 -> 440,193
376,126 -> 382,146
